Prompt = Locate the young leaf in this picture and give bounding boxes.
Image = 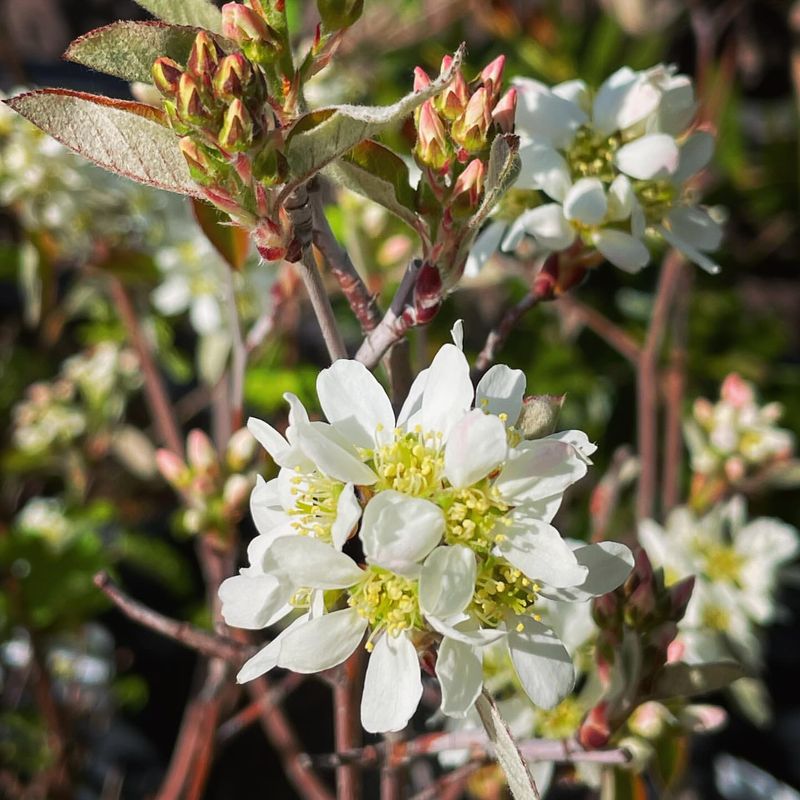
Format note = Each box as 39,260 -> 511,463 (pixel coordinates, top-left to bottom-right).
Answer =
476,690 -> 540,800
284,44 -> 464,188
469,133 -> 521,231
5,90 -> 200,197
323,140 -> 419,230
65,21 -> 212,84
134,0 -> 223,33
650,661 -> 746,700
192,198 -> 251,271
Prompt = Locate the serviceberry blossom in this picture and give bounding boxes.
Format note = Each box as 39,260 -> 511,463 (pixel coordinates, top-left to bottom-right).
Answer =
639,497 -> 799,667
220,323 -> 633,732
685,373 -> 795,485
467,64 -> 722,276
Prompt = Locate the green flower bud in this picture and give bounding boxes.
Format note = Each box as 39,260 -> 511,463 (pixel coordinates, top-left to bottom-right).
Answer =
179,137 -> 217,185
414,100 -> 450,172
213,53 -> 253,102
187,31 -> 224,82
177,72 -> 210,124
222,3 -> 281,63
218,99 -> 254,151
451,87 -> 491,152
151,57 -> 183,96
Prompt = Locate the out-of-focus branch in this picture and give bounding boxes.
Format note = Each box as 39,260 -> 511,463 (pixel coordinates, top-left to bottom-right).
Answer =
332,651 -> 364,800
94,572 -> 253,664
222,266 -> 247,431
107,277 -> 184,457
636,251 -> 685,521
473,291 -> 541,376
557,295 -> 641,365
410,760 -> 486,800
591,445 -> 637,542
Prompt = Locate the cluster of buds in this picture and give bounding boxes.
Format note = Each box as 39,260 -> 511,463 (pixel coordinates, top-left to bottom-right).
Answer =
152,21 -> 295,258
579,548 -> 695,748
686,373 -> 797,507
408,56 -> 517,323
156,429 -> 257,542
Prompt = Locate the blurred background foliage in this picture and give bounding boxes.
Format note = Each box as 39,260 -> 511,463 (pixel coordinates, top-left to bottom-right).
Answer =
0,0 -> 799,798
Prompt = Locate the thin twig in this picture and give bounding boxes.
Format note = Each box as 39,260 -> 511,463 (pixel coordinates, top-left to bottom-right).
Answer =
107,277 -> 183,457
590,445 -> 637,542
636,251 -> 685,521
334,650 -> 364,800
557,295 -> 641,365
94,572 -> 253,664
286,186 -> 348,361
410,760 -> 487,800
473,292 -> 540,376
380,732 -> 405,800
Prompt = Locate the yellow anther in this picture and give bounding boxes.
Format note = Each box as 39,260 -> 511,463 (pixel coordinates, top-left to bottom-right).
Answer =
516,622 -> 525,632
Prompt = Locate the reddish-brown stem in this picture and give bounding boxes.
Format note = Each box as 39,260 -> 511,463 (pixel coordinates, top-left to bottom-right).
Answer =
661,266 -> 692,513
590,445 -> 636,542
94,572 -> 253,664
333,650 -> 364,800
107,277 -> 184,457
636,251 -> 685,521
473,292 -> 540,376
557,295 -> 641,365
380,734 -> 405,800
411,760 -> 486,800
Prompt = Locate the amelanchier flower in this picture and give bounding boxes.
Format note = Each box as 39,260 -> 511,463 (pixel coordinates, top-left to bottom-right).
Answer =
685,373 -> 795,484
221,324 -> 633,732
639,497 -> 799,667
467,64 -> 722,276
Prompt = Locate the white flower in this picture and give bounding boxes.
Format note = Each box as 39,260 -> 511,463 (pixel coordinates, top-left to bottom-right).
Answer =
222,325 -> 634,732
685,373 -> 795,483
467,64 -> 722,276
639,497 -> 799,667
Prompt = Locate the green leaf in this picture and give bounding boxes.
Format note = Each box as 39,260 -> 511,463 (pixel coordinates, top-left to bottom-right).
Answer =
651,661 -> 746,700
323,140 -> 419,229
5,90 -> 199,197
65,21 -> 207,84
475,691 -> 540,800
469,133 -> 521,232
192,198 -> 252,271
285,44 -> 464,187
134,0 -> 222,33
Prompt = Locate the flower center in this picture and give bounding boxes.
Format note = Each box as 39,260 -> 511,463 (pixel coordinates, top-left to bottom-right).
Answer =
536,696 -> 585,739
370,427 -> 444,497
565,126 -> 620,182
347,566 -> 424,648
701,604 -> 730,631
701,542 -> 744,583
439,484 -> 510,555
634,178 -> 676,223
470,557 -> 540,628
287,469 -> 343,543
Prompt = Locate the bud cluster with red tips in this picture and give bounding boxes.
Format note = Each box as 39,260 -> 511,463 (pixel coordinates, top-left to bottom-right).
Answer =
578,547 -> 696,748
152,21 -> 289,237
156,428 -> 258,542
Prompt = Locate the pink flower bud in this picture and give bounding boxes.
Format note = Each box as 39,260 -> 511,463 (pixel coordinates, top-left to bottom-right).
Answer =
151,57 -> 183,96
415,101 -> 450,172
438,69 -> 469,121
223,474 -> 252,512
721,373 -> 753,408
187,429 -> 217,473
213,53 -> 252,101
693,397 -> 714,424
724,455 -> 746,483
451,159 -> 485,209
578,702 -> 611,749
480,54 -> 505,97
176,72 -> 209,123
451,87 -> 491,152
187,31 -> 223,81
491,87 -> 517,133
219,98 -> 254,151
413,66 -> 431,92
156,449 -> 188,487
226,427 -> 257,470
222,3 -> 278,50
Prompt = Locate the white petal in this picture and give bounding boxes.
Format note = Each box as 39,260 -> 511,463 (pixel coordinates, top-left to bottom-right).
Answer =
420,343 -> 473,439
427,613 -> 508,647
317,360 -> 395,449
563,178 -> 607,226
296,421 -> 378,485
419,545 -> 476,618
519,493 -> 563,524
657,224 -> 721,274
593,67 -> 660,135
246,519 -> 294,567
190,293 -> 222,335
666,207 -> 722,252
606,174 -> 634,221
657,75 -> 696,135
539,541 -> 634,602
615,134 -> 680,180
248,417 -> 288,461
361,633 -> 422,733
284,391 -> 310,428
250,475 -> 286,533
552,79 -> 590,110
464,221 -> 506,278
497,517 -> 588,588
361,491 -> 444,571
218,572 -> 293,629
673,131 -> 714,183
512,78 -> 587,148
444,409 -> 508,489
236,613 -> 309,682
517,144 -> 572,201
507,618 -> 575,709
475,364 -> 526,426
152,275 -> 190,315
451,320 -> 464,350
278,608 -> 367,673
436,637 -> 483,718
269,535 -> 364,589
502,204 -> 575,252
593,229 -> 650,273
495,439 -> 587,504
397,368 -> 428,429
331,482 -> 362,551
543,430 -> 598,463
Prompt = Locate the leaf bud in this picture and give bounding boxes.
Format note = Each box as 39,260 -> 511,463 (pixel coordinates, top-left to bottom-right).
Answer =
219,99 -> 254,151
152,57 -> 183,96
414,100 -> 450,172
451,87 -> 491,152
213,53 -> 253,102
491,87 -> 517,134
